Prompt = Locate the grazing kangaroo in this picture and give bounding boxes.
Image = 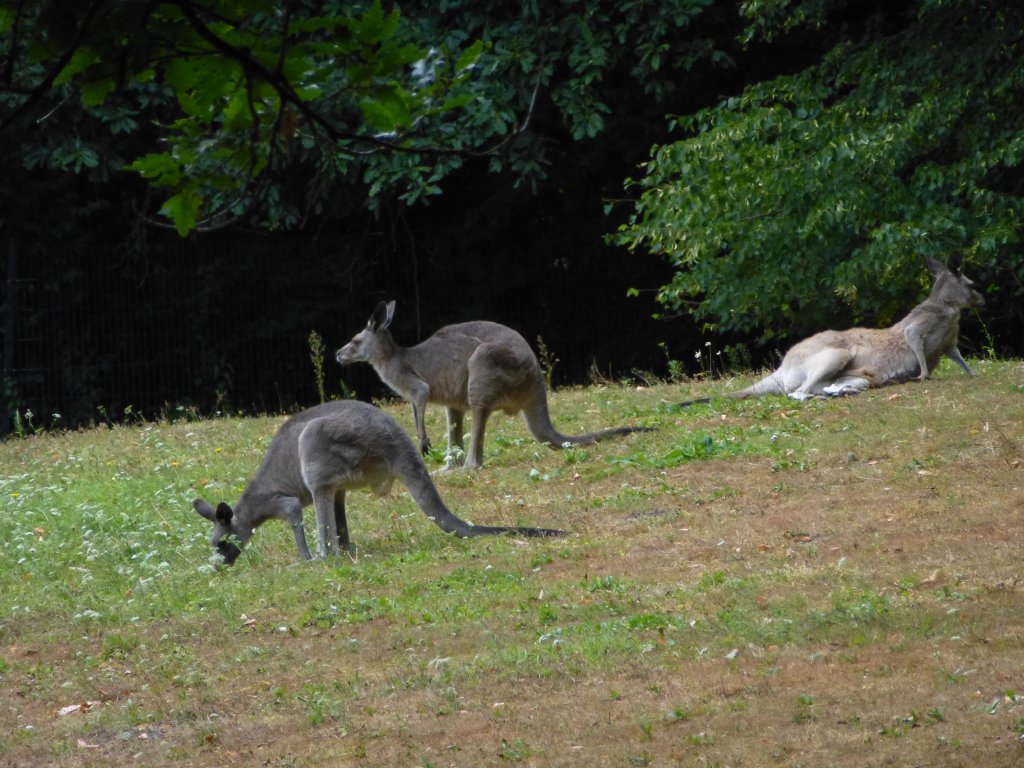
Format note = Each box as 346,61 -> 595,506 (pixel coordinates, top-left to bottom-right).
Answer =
336,301 -> 652,469
680,257 -> 984,405
192,400 -> 563,565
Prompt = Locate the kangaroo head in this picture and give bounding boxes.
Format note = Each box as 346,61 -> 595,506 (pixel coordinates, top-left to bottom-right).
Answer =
926,256 -> 984,309
335,300 -> 397,365
193,498 -> 253,565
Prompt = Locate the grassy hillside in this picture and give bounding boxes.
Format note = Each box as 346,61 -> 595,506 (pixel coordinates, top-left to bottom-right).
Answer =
1,359 -> 1023,767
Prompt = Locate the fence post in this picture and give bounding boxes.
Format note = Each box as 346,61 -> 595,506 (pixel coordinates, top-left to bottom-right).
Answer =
1,238 -> 16,439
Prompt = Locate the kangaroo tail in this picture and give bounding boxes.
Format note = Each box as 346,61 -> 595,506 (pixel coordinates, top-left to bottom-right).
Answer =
559,425 -> 656,446
461,524 -> 566,538
677,370 -> 787,407
521,382 -> 653,449
398,451 -> 565,538
676,396 -> 712,408
733,370 -> 787,398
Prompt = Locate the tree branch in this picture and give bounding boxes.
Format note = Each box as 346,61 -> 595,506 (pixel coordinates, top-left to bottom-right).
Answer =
171,0 -> 537,160
2,0 -> 28,86
172,0 -> 393,154
0,0 -> 107,134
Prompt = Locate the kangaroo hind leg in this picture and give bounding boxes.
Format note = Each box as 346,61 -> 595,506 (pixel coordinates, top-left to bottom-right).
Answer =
822,375 -> 870,397
464,405 -> 492,470
311,487 -> 341,558
334,490 -> 351,554
790,348 -> 853,401
443,408 -> 466,469
463,343 -> 530,470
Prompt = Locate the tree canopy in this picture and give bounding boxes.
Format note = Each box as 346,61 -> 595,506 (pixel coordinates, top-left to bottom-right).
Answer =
0,0 -> 500,235
0,0 -> 720,237
617,0 -> 1024,342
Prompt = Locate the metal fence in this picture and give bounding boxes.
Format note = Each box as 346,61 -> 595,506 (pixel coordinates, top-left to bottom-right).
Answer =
1,233 -> 681,434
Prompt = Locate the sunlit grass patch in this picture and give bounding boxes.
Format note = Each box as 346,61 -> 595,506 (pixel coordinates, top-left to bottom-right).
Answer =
1,365 -> 1023,767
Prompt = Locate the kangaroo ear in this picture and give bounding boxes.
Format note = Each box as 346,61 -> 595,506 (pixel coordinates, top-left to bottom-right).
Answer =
369,301 -> 392,330
925,256 -> 946,277
948,253 -> 964,276
215,502 -> 234,526
193,499 -> 217,522
369,300 -> 396,330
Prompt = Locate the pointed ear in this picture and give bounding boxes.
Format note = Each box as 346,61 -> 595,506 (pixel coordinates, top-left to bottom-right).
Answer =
948,253 -> 964,275
925,256 -> 946,277
215,502 -> 234,526
193,499 -> 217,522
369,300 -> 395,330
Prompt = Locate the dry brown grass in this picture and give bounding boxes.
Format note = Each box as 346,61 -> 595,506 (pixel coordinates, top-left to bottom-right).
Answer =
1,360 -> 1023,767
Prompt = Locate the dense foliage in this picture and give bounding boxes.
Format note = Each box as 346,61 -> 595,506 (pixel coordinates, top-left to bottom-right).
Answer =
0,0 -> 495,234
618,0 -> 1024,340
0,0 -> 721,237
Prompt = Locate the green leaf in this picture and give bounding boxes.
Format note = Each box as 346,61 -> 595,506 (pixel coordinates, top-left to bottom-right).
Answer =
222,90 -> 252,132
355,0 -> 398,45
160,189 -> 203,237
128,153 -> 182,186
441,93 -> 474,111
359,98 -> 394,133
0,6 -> 15,35
293,84 -> 323,102
80,78 -> 115,108
54,48 -> 101,87
359,86 -> 412,132
455,40 -> 487,74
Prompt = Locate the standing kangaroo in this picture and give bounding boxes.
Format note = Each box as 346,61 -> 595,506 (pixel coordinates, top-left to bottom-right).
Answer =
336,301 -> 652,469
681,257 -> 984,404
192,400 -> 563,565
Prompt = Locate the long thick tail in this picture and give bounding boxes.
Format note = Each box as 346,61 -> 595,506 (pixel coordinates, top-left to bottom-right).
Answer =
460,524 -> 566,538
398,451 -> 565,538
676,370 -> 787,407
522,383 -> 653,448
676,396 -> 711,408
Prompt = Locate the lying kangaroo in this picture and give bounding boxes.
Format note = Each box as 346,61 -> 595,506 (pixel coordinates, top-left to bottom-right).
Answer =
681,257 -> 984,404
336,301 -> 651,469
193,400 -> 563,565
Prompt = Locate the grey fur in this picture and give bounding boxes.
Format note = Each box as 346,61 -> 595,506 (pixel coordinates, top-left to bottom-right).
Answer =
336,301 -> 652,469
193,400 -> 563,565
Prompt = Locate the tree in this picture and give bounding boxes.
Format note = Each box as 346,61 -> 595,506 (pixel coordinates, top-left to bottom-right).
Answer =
0,0 -> 490,235
0,0 -> 725,239
616,0 -> 1024,346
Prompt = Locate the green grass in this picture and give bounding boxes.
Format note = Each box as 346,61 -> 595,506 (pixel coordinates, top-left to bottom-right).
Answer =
1,359 -> 1023,767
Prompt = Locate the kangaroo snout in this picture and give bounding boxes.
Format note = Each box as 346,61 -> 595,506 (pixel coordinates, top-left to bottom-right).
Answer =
335,342 -> 358,365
